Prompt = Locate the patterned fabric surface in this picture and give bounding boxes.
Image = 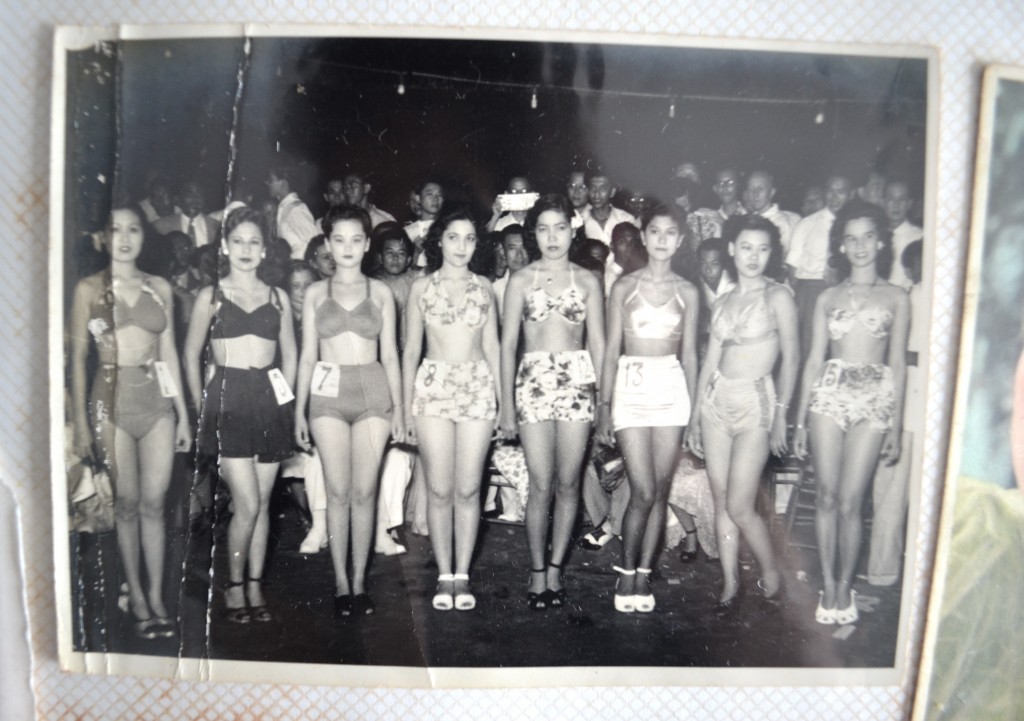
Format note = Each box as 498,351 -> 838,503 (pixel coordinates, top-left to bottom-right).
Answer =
4,1 -> 1024,718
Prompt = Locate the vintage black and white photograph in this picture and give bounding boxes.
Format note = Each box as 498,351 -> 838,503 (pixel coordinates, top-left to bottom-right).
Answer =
913,64 -> 1024,720
51,26 -> 935,686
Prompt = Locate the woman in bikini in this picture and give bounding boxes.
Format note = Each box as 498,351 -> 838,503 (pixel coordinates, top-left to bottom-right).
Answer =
500,194 -> 605,609
793,200 -> 909,626
597,205 -> 699,613
688,214 -> 799,613
183,206 -> 296,624
70,202 -> 191,639
294,206 -> 403,617
403,205 -> 500,612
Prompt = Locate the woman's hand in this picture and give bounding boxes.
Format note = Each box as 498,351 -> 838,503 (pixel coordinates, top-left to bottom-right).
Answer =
769,415 -> 788,457
174,417 -> 192,453
497,406 -> 518,442
73,419 -> 94,461
881,428 -> 902,466
792,426 -> 809,460
405,408 -> 418,445
294,415 -> 311,452
596,405 -> 615,447
686,418 -> 703,459
391,411 -> 406,444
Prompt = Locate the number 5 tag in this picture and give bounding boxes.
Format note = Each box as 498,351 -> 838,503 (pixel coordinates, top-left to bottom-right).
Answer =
267,368 -> 295,405
311,361 -> 341,398
152,361 -> 178,398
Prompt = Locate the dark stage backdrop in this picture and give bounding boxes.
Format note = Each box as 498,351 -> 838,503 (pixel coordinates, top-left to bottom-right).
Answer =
90,36 -> 926,229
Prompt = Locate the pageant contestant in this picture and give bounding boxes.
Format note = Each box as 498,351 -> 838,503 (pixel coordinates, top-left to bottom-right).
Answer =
499,194 -> 605,610
403,205 -> 501,612
70,203 -> 191,639
294,206 -> 404,617
597,206 -> 699,613
688,214 -> 798,613
183,207 -> 296,625
793,200 -> 909,626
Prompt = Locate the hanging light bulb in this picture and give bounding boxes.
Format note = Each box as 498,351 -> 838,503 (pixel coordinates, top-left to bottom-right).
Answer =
669,97 -> 676,119
531,88 -> 538,110
397,74 -> 405,95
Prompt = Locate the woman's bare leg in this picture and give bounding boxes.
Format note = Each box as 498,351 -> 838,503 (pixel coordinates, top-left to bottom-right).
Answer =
313,416 -> 354,596
349,417 -> 390,594
218,457 -> 261,611
452,420 -> 493,597
520,421 -> 556,595
724,430 -> 779,596
809,412 -> 846,609
835,423 -> 886,608
547,421 -> 591,592
702,420 -> 739,604
415,418 -> 457,576
136,416 -> 176,618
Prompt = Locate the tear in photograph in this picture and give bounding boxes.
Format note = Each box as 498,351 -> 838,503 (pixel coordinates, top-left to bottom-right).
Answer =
50,25 -> 936,687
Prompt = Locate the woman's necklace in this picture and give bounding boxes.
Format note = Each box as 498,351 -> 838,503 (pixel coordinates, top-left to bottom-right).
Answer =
846,277 -> 877,312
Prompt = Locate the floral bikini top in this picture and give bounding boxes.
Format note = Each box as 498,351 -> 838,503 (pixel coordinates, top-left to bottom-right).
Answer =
524,266 -> 587,325
623,278 -> 686,340
315,278 -> 383,340
419,272 -> 489,328
827,307 -> 893,340
711,281 -> 781,347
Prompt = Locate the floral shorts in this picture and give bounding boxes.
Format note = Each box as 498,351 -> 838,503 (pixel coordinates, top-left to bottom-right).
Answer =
515,350 -> 595,425
809,359 -> 895,432
413,358 -> 497,422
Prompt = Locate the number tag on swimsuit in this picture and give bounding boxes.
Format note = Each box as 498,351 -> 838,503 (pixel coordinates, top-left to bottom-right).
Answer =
311,361 -> 341,398
568,352 -> 596,384
267,368 -> 295,405
625,360 -> 645,388
151,361 -> 178,398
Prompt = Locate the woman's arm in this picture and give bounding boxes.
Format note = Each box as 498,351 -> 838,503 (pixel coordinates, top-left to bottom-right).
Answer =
596,278 -> 626,446
293,283 -> 322,451
792,290 -> 831,459
376,280 -> 405,442
769,285 -> 800,456
679,281 -> 700,408
182,286 -> 215,412
276,287 -> 297,388
480,277 -> 502,432
498,271 -> 526,437
1012,348 -> 1024,490
402,277 -> 427,444
69,278 -> 97,458
152,277 -> 191,452
686,329 -> 723,459
881,288 -> 911,465
581,270 -> 606,399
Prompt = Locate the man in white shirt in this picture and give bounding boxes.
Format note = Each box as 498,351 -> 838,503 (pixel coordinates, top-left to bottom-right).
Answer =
404,180 -> 444,267
883,180 -> 924,290
486,176 -> 533,233
566,170 -> 590,229
267,166 -> 320,260
687,168 -> 746,245
785,173 -> 852,350
314,177 -> 346,228
342,172 -> 397,229
153,180 -> 220,248
138,176 -> 175,224
492,224 -> 529,316
744,170 -> 801,255
582,169 -> 638,247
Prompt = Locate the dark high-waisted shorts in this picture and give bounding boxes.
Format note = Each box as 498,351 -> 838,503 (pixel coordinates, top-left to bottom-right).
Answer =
198,365 -> 294,463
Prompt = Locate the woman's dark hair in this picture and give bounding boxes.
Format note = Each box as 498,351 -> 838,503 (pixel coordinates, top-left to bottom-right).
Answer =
640,204 -> 685,233
828,198 -> 894,281
286,259 -> 314,284
641,204 -> 696,282
303,234 -> 327,265
223,206 -> 269,246
523,193 -> 581,261
106,201 -> 167,277
901,238 -> 923,286
720,213 -> 786,283
322,204 -> 372,237
422,204 -> 486,273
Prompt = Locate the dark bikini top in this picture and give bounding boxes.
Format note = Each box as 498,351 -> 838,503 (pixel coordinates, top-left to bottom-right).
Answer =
523,266 -> 587,325
623,278 -> 686,340
315,278 -> 383,340
711,281 -> 781,347
90,275 -> 167,337
210,286 -> 281,341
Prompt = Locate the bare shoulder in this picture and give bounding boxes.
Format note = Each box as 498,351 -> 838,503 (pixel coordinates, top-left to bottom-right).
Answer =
766,281 -> 796,308
575,263 -> 603,294
272,286 -> 290,307
368,277 -> 393,301
76,271 -> 106,297
145,274 -> 173,298
608,272 -> 638,304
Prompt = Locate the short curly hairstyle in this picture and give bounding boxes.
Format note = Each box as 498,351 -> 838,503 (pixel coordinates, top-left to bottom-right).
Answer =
827,198 -> 893,281
523,193 -> 581,262
422,204 -> 486,274
720,213 -> 786,283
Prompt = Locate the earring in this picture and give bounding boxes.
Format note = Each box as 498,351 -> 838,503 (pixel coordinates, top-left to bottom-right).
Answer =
261,249 -> 266,259
839,245 -> 846,253
220,245 -> 229,256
